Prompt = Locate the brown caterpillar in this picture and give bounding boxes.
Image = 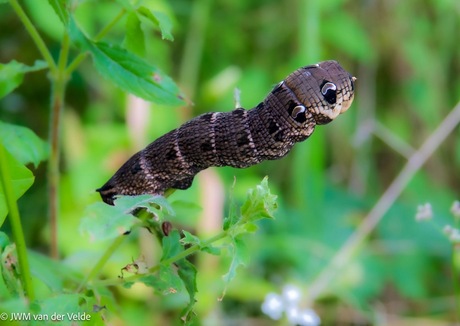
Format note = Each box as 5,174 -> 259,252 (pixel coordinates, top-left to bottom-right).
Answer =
97,60 -> 356,205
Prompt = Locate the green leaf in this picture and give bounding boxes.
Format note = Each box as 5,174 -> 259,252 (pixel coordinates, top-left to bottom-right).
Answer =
137,7 -> 174,41
0,60 -> 48,99
28,251 -> 82,293
161,230 -> 182,261
140,265 -> 183,295
180,230 -> 201,246
47,0 -> 69,26
1,243 -> 23,297
223,202 -> 240,231
222,237 -> 249,284
240,176 -> 277,222
124,12 -> 146,57
32,293 -> 99,324
177,259 -> 198,320
69,18 -> 183,105
0,150 -> 34,223
114,194 -> 175,218
0,121 -> 49,168
80,202 -> 139,241
81,194 -> 175,241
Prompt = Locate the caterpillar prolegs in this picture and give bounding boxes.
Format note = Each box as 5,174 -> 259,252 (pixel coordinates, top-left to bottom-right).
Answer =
97,60 -> 356,205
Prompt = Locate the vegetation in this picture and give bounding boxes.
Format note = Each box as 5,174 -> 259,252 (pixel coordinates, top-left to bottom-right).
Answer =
0,0 -> 459,325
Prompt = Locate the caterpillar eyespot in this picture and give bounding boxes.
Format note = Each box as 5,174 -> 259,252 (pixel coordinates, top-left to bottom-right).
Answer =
321,81 -> 337,105
291,105 -> 306,122
97,60 -> 356,205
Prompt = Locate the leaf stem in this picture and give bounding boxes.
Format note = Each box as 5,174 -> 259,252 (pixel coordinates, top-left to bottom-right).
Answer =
8,0 -> 57,73
77,208 -> 159,291
94,8 -> 126,42
76,235 -> 126,292
0,143 -> 35,300
92,230 -> 228,287
66,8 -> 127,76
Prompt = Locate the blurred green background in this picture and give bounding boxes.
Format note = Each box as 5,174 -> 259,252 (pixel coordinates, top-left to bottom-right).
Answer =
1,0 -> 460,324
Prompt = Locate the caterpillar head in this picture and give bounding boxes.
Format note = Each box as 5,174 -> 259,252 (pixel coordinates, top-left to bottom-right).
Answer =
284,60 -> 356,125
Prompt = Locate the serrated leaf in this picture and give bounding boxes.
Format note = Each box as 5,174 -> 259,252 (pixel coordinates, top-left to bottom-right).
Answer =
124,12 -> 145,57
81,194 -> 173,241
140,265 -> 183,295
177,259 -> 197,320
0,150 -> 34,223
80,202 -> 139,241
0,60 -> 48,99
240,176 -> 277,222
224,201 -> 240,231
0,121 -> 49,168
113,194 -> 175,218
222,237 -> 249,284
69,18 -> 183,105
202,245 -> 221,256
47,0 -> 69,26
137,7 -> 174,41
180,230 -> 201,246
161,230 -> 182,261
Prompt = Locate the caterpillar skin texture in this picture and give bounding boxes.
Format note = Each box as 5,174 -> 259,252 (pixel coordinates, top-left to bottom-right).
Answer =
97,60 -> 356,205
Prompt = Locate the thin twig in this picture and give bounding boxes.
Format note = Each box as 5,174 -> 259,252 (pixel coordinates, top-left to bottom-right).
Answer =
306,101 -> 460,304
8,0 -> 57,73
373,121 -> 415,159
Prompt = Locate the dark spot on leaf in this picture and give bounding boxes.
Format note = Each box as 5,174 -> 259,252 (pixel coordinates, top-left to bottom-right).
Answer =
152,72 -> 162,83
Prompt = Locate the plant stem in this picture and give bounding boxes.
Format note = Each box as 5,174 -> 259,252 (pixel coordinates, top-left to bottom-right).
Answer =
305,101 -> 460,304
8,0 -> 57,73
76,235 -> 126,292
66,9 -> 127,76
0,143 -> 35,300
93,230 -> 228,287
48,33 -> 71,259
94,8 -> 126,41
76,208 -> 152,292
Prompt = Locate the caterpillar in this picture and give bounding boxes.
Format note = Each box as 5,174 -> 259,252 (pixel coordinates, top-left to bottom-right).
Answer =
97,60 -> 356,205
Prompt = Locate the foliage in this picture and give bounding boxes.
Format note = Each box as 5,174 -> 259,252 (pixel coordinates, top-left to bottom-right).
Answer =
0,0 -> 459,325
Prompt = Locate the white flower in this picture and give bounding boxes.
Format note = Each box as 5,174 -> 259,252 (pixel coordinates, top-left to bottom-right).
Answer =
286,306 -> 320,326
451,200 -> 460,220
449,228 -> 460,243
261,293 -> 283,320
415,203 -> 433,221
261,285 -> 321,325
282,284 -> 301,306
444,225 -> 454,235
297,308 -> 321,326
